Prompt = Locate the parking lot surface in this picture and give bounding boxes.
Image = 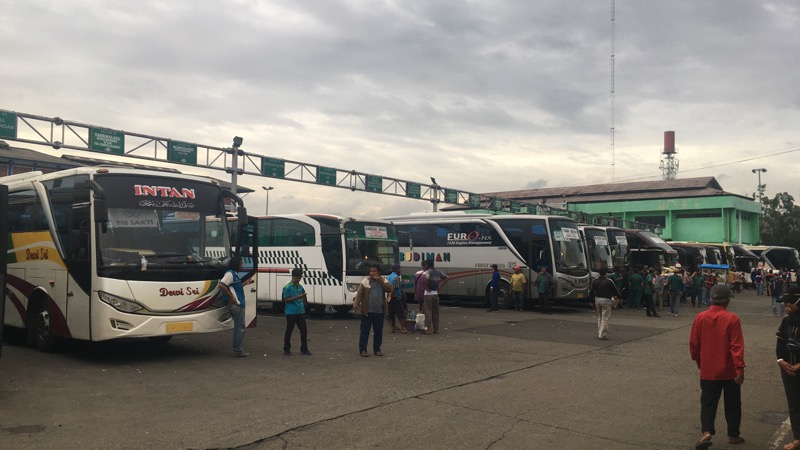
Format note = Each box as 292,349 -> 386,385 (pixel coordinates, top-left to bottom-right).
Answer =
0,290 -> 793,449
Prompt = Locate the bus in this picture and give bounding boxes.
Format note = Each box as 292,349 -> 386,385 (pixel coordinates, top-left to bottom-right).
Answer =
668,242 -> 707,273
603,226 -> 630,274
2,167 -> 255,351
388,213 -> 590,309
744,245 -> 800,274
731,244 -> 759,274
624,229 -> 677,271
254,214 -> 399,314
578,225 -> 614,279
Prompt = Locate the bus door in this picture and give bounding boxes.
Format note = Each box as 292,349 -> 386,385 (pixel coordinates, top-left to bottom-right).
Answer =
65,203 -> 92,339
236,215 -> 258,328
0,184 -> 6,357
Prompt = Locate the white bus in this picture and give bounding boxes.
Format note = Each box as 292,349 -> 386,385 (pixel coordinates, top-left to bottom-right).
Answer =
254,214 -> 399,314
388,213 -> 590,309
744,245 -> 800,273
578,225 -> 614,279
2,167 -> 255,351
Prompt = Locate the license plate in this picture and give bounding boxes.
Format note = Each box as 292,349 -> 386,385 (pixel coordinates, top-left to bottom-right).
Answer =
166,322 -> 193,333
577,293 -> 585,298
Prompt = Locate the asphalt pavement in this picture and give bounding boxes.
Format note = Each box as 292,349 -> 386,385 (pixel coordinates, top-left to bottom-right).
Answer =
0,288 -> 794,449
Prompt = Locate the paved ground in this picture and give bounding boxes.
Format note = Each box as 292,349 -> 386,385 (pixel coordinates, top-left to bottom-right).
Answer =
0,289 -> 795,449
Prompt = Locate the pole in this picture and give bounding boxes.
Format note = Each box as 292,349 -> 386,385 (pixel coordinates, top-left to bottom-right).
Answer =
228,136 -> 244,196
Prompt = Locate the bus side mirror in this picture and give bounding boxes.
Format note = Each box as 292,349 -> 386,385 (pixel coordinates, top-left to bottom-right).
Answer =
82,180 -> 108,224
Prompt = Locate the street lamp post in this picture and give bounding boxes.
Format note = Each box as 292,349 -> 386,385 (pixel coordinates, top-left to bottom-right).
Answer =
752,168 -> 767,202
261,186 -> 274,215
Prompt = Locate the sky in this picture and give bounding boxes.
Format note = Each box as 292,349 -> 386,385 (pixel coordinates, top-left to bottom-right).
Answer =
3,0 -> 799,216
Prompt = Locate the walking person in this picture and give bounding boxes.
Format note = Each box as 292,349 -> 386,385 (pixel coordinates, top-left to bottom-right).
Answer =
689,285 -> 746,449
590,268 -> 621,340
218,256 -> 254,357
653,270 -> 665,311
510,265 -> 527,311
353,264 -> 393,357
668,269 -> 683,316
535,267 -> 554,314
755,270 -> 764,296
691,271 -> 704,307
487,264 -> 500,312
282,268 -> 311,356
771,274 -> 786,317
422,259 -> 449,334
386,264 -> 409,333
776,286 -> 800,450
643,268 -> 660,317
628,268 -> 643,310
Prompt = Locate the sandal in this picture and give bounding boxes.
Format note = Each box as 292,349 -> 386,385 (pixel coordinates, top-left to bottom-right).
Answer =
785,440 -> 800,450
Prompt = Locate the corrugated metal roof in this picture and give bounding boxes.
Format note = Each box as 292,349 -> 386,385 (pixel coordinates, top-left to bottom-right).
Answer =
480,176 -> 750,203
0,141 -> 77,167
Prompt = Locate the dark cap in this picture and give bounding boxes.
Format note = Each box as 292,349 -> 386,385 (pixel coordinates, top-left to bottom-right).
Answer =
710,284 -> 731,302
490,264 -> 498,269
391,263 -> 401,272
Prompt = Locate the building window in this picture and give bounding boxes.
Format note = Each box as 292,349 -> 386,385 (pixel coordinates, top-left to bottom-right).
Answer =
634,216 -> 666,227
676,213 -> 722,219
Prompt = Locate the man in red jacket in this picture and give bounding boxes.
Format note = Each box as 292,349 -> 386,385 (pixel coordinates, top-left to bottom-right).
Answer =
689,284 -> 746,449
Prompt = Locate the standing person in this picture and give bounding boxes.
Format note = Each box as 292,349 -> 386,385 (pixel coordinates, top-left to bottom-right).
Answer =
703,271 -> 716,306
668,269 -> 684,317
386,264 -> 408,333
776,286 -> 800,450
653,270 -> 665,311
422,259 -> 449,334
413,261 -> 427,312
354,264 -> 393,357
590,268 -> 621,340
487,264 -> 501,312
628,268 -> 644,310
535,267 -> 554,315
732,270 -> 743,293
643,268 -> 660,318
755,270 -> 764,296
510,265 -> 527,312
771,274 -> 786,317
218,256 -> 254,357
689,285 -> 746,449
691,271 -> 704,307
282,268 -> 311,356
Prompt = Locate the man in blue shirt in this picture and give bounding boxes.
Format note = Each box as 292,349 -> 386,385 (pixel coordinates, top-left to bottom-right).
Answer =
282,268 -> 311,356
488,264 -> 500,312
386,264 -> 408,333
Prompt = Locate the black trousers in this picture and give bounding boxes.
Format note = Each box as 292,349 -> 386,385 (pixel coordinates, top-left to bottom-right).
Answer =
643,292 -> 657,316
284,314 -> 308,352
782,369 -> 800,439
538,291 -> 552,314
700,379 -> 741,437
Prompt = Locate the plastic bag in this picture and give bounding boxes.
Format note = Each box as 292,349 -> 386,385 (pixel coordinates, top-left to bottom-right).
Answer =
415,313 -> 427,331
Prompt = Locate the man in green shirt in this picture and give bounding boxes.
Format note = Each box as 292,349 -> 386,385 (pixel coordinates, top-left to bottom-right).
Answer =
628,268 -> 644,310
668,269 -> 684,317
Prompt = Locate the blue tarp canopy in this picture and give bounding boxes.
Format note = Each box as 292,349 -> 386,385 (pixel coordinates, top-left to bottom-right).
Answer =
699,264 -> 730,270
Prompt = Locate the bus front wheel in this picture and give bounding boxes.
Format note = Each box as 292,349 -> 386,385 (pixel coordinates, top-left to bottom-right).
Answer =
333,305 -> 352,314
30,299 -> 55,352
496,281 -> 514,310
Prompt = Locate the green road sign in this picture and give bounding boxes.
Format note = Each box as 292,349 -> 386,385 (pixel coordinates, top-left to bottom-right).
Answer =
365,175 -> 382,193
0,110 -> 17,140
167,140 -> 197,165
317,166 -> 337,186
511,201 -> 521,213
492,198 -> 503,210
406,182 -> 421,199
89,128 -> 124,154
262,157 -> 285,178
444,189 -> 458,204
469,194 -> 481,208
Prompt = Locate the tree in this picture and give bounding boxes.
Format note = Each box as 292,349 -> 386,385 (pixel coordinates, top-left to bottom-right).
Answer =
760,192 -> 800,249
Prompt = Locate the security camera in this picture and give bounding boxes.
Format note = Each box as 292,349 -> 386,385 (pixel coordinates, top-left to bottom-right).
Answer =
232,136 -> 243,148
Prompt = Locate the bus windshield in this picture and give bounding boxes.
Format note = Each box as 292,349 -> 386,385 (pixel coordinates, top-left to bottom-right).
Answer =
549,219 -> 587,276
344,222 -> 399,275
94,175 -> 232,280
606,229 -> 629,271
583,228 -> 613,271
764,248 -> 800,271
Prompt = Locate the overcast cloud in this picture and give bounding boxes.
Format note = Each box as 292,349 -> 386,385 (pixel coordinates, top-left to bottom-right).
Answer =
2,0 -> 799,216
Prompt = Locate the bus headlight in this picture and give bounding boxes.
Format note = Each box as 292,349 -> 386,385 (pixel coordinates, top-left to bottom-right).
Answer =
98,291 -> 144,313
346,283 -> 360,293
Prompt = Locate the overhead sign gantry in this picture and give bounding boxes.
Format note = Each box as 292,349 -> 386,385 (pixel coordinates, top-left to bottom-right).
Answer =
0,109 -> 658,231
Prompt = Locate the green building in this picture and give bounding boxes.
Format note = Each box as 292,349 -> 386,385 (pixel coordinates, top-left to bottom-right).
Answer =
481,177 -> 760,244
